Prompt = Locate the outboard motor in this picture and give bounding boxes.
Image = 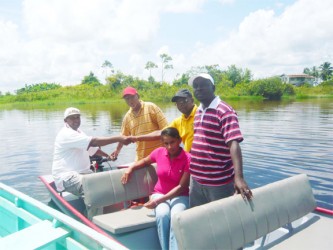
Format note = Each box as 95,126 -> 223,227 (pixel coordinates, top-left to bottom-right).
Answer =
90,155 -> 109,172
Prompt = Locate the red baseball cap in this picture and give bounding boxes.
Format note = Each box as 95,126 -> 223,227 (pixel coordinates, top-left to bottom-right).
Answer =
122,87 -> 138,97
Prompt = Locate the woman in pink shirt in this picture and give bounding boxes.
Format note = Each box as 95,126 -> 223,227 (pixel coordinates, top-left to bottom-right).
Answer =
121,127 -> 190,250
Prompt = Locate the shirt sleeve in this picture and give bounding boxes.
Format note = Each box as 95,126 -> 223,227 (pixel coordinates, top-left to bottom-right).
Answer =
221,111 -> 243,144
184,152 -> 191,173
169,117 -> 180,130
121,112 -> 131,136
149,147 -> 160,163
88,146 -> 99,156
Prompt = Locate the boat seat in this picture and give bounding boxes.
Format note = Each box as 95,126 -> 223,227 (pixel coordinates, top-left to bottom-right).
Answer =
0,220 -> 70,249
82,165 -> 158,233
92,205 -> 156,234
172,174 -> 317,250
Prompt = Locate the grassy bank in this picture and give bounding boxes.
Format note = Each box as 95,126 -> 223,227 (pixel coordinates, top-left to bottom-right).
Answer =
1,81 -> 332,108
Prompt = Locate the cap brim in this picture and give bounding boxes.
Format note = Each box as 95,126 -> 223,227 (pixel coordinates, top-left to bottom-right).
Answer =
171,96 -> 178,102
188,76 -> 197,87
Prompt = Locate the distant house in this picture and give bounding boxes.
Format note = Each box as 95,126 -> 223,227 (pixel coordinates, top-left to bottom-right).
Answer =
280,74 -> 316,86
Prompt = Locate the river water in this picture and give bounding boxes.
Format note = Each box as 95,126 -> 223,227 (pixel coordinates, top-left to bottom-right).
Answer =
0,99 -> 332,210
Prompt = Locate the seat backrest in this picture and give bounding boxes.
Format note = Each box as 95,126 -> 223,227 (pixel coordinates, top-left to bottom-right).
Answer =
82,165 -> 157,217
172,174 -> 316,250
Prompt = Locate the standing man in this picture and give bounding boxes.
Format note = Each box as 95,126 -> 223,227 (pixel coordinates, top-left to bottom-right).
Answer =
132,89 -> 197,152
111,86 -> 168,161
188,73 -> 252,208
52,107 -> 129,196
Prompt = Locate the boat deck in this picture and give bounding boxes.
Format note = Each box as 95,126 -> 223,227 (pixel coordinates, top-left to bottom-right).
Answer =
0,182 -> 128,250
270,213 -> 332,249
0,220 -> 70,249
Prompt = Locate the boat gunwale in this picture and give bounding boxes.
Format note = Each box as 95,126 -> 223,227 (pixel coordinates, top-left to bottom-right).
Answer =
39,175 -> 116,239
2,178 -> 127,250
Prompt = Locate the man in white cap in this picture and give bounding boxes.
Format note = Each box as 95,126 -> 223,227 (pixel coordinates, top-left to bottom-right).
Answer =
52,107 -> 129,196
188,73 -> 252,207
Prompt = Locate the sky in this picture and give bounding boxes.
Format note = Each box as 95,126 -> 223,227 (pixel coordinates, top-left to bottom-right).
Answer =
0,0 -> 332,93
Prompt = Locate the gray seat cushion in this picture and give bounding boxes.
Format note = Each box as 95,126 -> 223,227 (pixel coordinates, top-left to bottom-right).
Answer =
172,174 -> 316,250
82,165 -> 157,218
92,206 -> 156,234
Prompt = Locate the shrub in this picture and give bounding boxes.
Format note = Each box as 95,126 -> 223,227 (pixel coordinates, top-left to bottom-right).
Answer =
283,84 -> 296,95
249,77 -> 284,100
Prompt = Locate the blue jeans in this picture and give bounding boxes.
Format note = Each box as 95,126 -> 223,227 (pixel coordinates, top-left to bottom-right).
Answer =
151,193 -> 189,250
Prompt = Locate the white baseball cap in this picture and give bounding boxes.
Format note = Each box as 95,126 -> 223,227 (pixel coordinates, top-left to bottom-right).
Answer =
188,73 -> 215,86
64,107 -> 80,119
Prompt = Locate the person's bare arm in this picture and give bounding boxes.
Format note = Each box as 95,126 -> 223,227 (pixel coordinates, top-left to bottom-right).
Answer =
228,140 -> 253,200
144,172 -> 190,209
110,142 -> 124,160
132,130 -> 162,142
94,148 -> 110,158
121,156 -> 153,184
89,136 -> 130,147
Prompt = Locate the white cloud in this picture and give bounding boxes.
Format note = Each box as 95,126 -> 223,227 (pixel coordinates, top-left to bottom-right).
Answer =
1,0 -> 205,92
217,0 -> 235,5
163,0 -> 205,12
0,20 -> 20,64
0,0 -> 332,93
188,0 -> 333,78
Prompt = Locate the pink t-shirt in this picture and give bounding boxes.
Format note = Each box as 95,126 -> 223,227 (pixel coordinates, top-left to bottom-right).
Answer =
150,147 -> 190,196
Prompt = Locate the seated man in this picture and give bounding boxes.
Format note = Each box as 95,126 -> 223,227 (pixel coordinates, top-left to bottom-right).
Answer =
52,107 -> 129,196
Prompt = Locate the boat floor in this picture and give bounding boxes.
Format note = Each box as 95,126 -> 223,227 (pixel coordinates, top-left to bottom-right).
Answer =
270,213 -> 332,249
245,212 -> 332,249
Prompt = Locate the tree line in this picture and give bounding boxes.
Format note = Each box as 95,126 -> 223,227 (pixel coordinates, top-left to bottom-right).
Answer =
1,59 -> 332,102
303,62 -> 333,81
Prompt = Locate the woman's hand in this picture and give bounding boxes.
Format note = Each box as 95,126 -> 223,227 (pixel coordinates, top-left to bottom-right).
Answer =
144,199 -> 159,209
121,168 -> 133,184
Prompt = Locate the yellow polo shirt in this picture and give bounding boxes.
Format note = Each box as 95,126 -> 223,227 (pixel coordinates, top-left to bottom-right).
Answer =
122,101 -> 168,161
169,105 -> 197,152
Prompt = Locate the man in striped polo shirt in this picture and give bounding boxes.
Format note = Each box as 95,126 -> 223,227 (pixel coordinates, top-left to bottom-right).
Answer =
111,86 -> 168,161
188,73 -> 253,208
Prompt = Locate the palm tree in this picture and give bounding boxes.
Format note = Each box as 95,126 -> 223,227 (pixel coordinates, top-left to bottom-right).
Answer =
101,60 -> 114,79
304,66 -> 319,78
160,53 -> 173,82
319,62 -> 333,81
310,66 -> 320,78
145,61 -> 158,79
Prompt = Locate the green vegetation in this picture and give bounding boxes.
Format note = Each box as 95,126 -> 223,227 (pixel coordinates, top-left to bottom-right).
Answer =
81,72 -> 101,86
16,83 -> 62,94
304,62 -> 333,81
1,61 -> 332,107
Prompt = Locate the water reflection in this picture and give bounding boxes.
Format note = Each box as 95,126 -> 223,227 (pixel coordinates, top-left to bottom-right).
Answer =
0,99 -> 332,210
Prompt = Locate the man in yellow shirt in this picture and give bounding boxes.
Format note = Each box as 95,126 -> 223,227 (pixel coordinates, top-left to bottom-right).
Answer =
131,89 -> 197,152
111,86 -> 168,161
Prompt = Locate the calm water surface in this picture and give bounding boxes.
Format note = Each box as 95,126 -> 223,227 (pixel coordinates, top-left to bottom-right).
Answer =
0,99 -> 332,210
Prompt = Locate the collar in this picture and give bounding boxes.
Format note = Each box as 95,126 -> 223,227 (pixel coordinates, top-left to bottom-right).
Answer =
163,147 -> 184,159
198,96 -> 221,111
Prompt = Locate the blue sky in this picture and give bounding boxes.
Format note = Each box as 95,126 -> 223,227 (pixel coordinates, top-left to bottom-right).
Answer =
0,0 -> 332,93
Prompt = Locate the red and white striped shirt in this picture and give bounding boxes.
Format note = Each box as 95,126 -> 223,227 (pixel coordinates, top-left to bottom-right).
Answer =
190,96 -> 243,186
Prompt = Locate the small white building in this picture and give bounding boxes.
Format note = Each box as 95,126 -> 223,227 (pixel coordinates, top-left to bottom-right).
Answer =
280,74 -> 316,86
